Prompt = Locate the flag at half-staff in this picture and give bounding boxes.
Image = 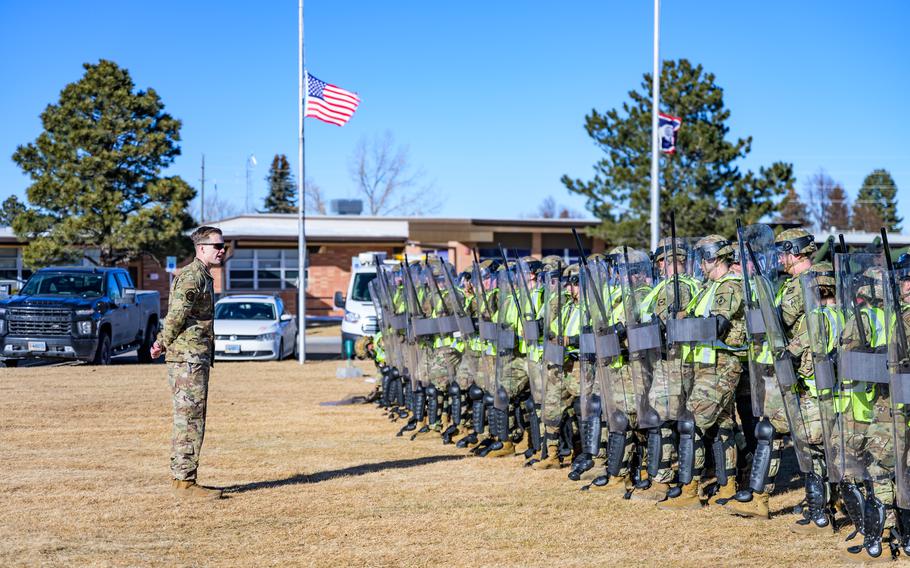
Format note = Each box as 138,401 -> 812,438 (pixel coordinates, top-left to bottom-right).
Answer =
305,71 -> 360,126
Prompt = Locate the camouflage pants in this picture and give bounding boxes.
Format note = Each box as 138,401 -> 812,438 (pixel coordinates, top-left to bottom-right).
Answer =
687,356 -> 741,480
542,359 -> 580,433
168,362 -> 210,482
497,354 -> 530,399
647,359 -> 693,483
455,348 -> 481,390
427,346 -> 460,390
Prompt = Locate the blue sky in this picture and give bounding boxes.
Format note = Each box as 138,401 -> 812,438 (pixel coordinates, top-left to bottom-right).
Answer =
1,1 -> 907,229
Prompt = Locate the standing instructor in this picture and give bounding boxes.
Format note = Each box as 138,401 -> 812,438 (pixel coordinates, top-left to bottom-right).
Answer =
150,226 -> 225,499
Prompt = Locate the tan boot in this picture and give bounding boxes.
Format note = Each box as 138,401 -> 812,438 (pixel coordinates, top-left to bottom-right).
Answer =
657,481 -> 702,511
531,448 -> 563,470
172,480 -> 223,500
588,474 -> 631,495
630,482 -> 671,502
707,482 -> 736,506
485,441 -> 515,458
723,492 -> 770,519
513,431 -> 530,456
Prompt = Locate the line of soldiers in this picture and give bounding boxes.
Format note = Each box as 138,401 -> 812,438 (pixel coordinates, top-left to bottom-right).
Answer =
363,223 -> 910,563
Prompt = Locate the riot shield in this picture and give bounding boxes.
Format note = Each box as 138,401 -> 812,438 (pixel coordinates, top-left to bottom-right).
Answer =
747,238 -> 815,474
885,262 -> 910,510
737,224 -> 778,420
516,258 -> 546,407
800,272 -> 843,482
401,260 -> 433,422
538,260 -> 565,458
472,261 -> 499,395
570,259 -> 602,479
617,253 -> 660,429
491,268 -> 520,444
833,252 -> 889,484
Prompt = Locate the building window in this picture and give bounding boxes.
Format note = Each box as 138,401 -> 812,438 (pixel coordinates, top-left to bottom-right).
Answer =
226,249 -> 308,291
0,248 -> 32,287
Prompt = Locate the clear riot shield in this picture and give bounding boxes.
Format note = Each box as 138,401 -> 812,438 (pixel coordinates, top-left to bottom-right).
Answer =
648,238 -> 699,425
472,261 -> 498,395
746,239 -> 815,474
584,259 -> 630,435
517,258 -> 546,408
424,258 -> 460,380
833,252 -> 889,484
800,272 -> 844,482
617,255 -> 660,429
493,269 -> 519,413
373,269 -> 401,373
401,261 -> 432,394
539,261 -> 565,454
737,224 -> 778,420
885,263 -> 910,509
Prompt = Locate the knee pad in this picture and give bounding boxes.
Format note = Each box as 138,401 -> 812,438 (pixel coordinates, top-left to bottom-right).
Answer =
677,418 -> 696,485
468,384 -> 484,401
448,382 -> 461,399
713,427 -> 735,486
646,427 -> 662,479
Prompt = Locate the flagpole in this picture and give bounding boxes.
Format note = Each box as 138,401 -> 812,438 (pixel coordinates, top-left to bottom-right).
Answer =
297,0 -> 307,364
649,0 -> 661,251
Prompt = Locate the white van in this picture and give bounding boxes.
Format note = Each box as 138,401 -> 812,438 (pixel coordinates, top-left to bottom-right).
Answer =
334,252 -> 386,358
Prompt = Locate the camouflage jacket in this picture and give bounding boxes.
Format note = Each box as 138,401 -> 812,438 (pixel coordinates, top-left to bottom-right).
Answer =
157,258 -> 215,365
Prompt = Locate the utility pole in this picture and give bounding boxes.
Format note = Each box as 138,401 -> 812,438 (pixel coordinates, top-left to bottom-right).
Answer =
649,0 -> 661,250
200,154 -> 206,222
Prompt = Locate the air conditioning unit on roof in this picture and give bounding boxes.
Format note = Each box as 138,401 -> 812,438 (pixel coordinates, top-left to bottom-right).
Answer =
330,199 -> 363,215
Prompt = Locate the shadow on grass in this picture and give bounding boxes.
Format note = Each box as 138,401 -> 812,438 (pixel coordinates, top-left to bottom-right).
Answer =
222,454 -> 466,494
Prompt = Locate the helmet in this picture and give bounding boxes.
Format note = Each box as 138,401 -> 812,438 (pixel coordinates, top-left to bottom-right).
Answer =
607,246 -> 649,265
775,228 -> 817,256
520,256 -> 543,273
587,253 -> 605,263
563,263 -> 580,284
694,235 -> 735,261
541,255 -> 563,266
809,261 -> 835,288
478,259 -> 499,272
857,266 -> 885,301
652,237 -> 688,264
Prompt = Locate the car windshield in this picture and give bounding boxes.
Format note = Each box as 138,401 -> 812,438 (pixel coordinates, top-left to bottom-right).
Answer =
351,272 -> 377,302
215,302 -> 276,320
20,273 -> 105,298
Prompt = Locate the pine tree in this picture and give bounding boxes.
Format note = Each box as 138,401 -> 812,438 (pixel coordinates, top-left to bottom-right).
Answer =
562,59 -> 793,244
851,169 -> 901,232
778,186 -> 809,226
263,154 -> 297,213
5,60 -> 194,267
826,184 -> 850,231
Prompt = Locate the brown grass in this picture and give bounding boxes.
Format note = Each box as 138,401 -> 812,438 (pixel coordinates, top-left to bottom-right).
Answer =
0,360 -> 855,567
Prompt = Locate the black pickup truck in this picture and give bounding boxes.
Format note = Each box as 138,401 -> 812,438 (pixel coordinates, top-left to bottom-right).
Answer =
0,267 -> 160,367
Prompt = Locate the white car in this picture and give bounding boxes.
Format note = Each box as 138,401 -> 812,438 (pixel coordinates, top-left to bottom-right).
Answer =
214,294 -> 297,361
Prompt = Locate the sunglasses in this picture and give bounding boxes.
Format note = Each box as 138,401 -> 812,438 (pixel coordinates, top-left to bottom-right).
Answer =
200,242 -> 227,250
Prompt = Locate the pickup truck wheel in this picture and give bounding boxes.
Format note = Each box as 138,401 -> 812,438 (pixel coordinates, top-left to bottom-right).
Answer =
137,321 -> 156,364
92,333 -> 112,366
0,359 -> 18,368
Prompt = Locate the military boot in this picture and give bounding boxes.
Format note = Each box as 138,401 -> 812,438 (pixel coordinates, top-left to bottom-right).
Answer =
839,547 -> 894,564
657,481 -> 702,511
485,440 -> 515,458
587,474 -> 631,495
630,482 -> 671,502
790,515 -> 835,535
723,491 -> 770,519
707,482 -> 737,506
172,480 -> 223,500
409,417 -> 431,440
531,447 -> 563,470
513,431 -> 530,456
455,431 -> 479,448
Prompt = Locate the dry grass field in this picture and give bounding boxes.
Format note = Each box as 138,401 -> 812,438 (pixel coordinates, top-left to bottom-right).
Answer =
0,360 -> 860,567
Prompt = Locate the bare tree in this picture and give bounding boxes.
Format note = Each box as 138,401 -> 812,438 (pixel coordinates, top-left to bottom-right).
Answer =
804,169 -> 842,231
193,185 -> 238,223
303,178 -> 328,215
349,131 -> 441,215
533,196 -> 584,219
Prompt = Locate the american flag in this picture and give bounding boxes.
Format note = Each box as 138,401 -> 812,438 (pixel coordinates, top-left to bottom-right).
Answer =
305,72 -> 360,126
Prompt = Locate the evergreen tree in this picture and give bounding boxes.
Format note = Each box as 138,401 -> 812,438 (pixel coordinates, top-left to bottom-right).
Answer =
4,60 -> 194,267
562,59 -> 793,244
852,169 -> 901,232
777,186 -> 809,226
263,154 -> 297,213
826,184 -> 850,231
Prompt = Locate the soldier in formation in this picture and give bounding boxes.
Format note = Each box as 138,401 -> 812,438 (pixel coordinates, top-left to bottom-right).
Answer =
363,223 -> 910,563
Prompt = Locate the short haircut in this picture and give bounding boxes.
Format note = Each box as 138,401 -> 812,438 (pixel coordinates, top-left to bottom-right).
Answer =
191,226 -> 223,245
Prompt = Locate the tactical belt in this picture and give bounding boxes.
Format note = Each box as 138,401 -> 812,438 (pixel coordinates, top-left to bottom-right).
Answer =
666,317 -> 718,344
628,322 -> 661,353
838,351 -> 889,384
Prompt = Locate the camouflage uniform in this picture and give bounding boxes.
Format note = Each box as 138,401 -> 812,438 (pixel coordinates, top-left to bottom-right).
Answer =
157,258 -> 215,482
